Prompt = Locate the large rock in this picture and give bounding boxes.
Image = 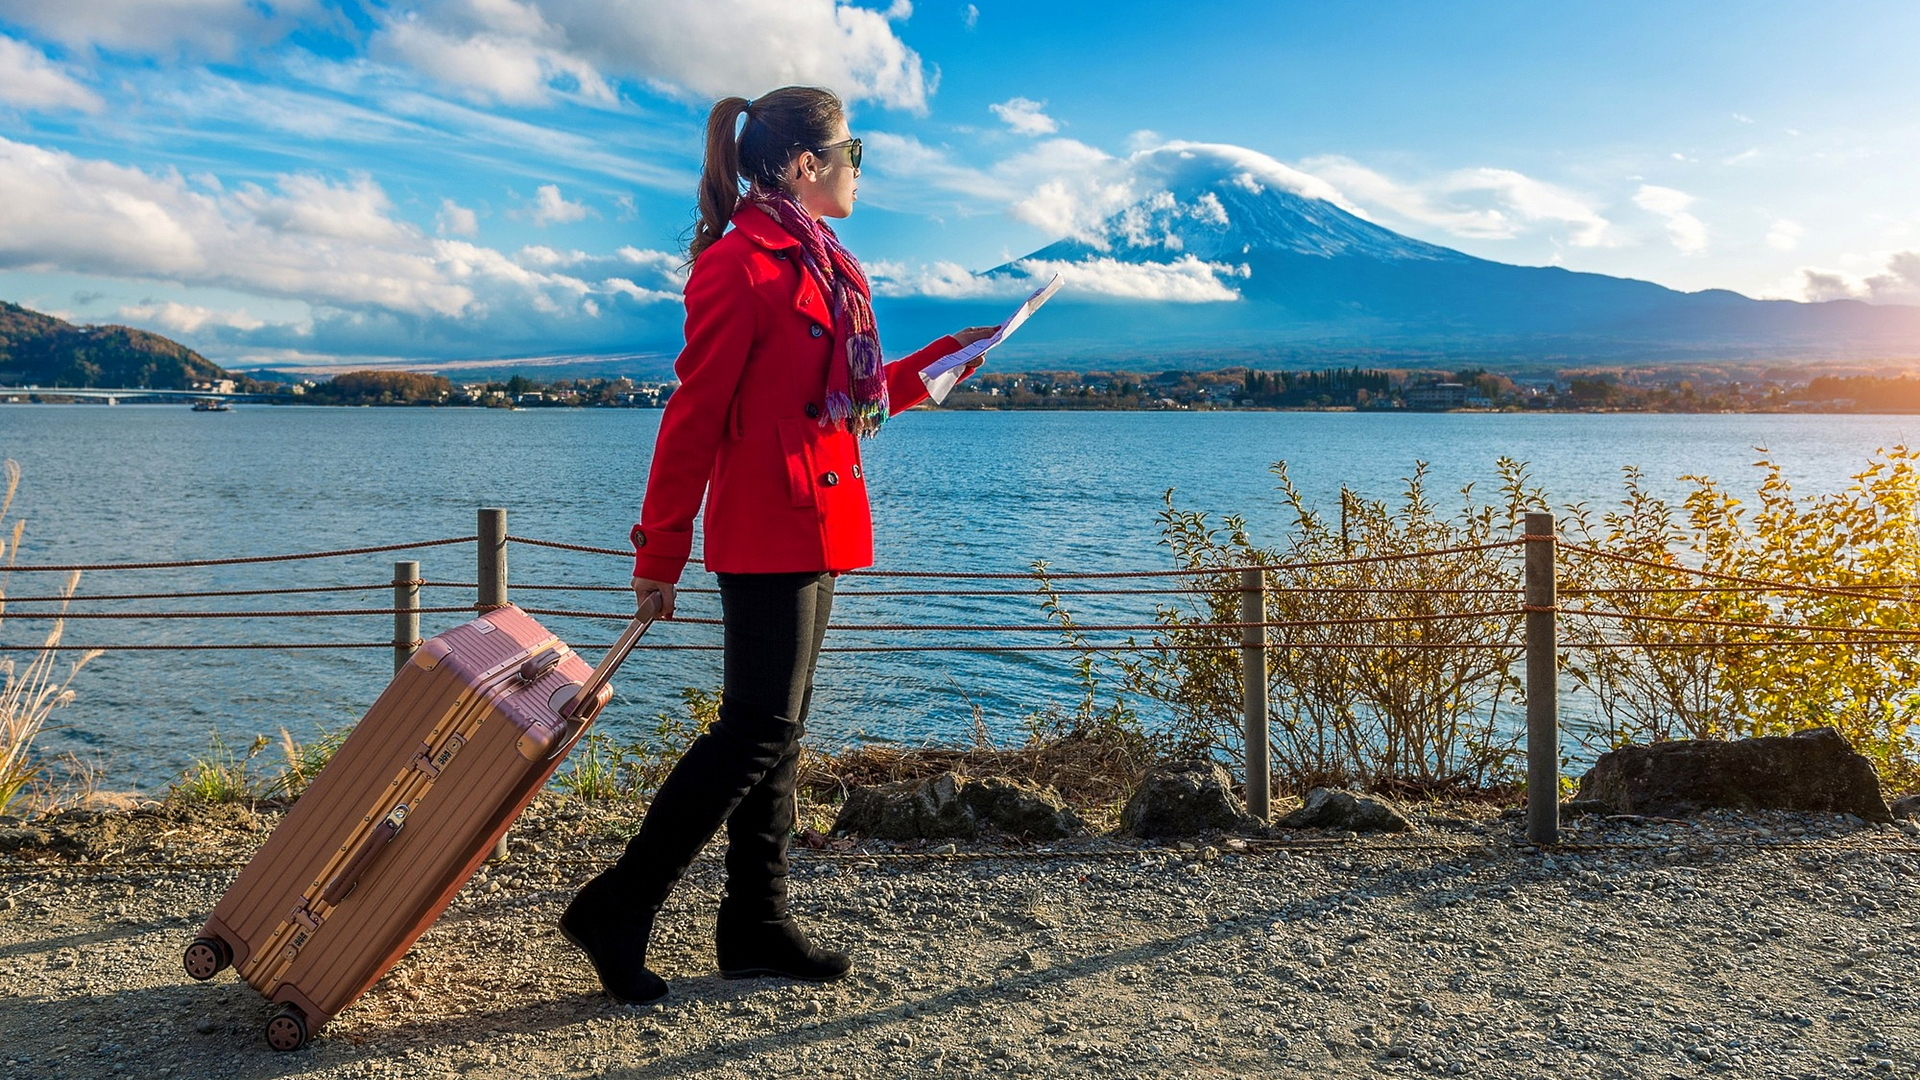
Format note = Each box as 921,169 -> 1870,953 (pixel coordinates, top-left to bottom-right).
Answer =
1120,760 -> 1257,838
1277,787 -> 1412,833
830,772 -> 1087,841
1575,726 -> 1892,822
832,773 -> 977,840
960,777 -> 1086,840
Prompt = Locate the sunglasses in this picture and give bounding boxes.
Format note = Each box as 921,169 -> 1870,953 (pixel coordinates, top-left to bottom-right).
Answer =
810,138 -> 862,172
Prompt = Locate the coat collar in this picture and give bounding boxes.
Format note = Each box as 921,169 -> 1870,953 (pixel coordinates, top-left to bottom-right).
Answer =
729,204 -> 800,251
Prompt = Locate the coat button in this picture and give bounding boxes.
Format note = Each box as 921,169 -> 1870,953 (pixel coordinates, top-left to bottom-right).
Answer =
851,464 -> 863,480
809,324 -> 824,338
820,471 -> 839,487
634,532 -> 646,548
805,402 -> 819,418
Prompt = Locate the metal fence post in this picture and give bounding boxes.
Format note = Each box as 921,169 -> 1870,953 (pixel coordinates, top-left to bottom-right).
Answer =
478,508 -> 511,862
1239,567 -> 1271,822
478,507 -> 508,612
392,560 -> 420,675
1524,512 -> 1559,846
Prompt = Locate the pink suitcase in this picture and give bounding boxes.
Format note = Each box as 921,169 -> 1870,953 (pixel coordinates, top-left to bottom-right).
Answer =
182,599 -> 657,1049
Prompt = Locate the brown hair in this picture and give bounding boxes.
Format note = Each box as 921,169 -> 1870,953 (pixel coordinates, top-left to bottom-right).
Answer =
689,86 -> 844,261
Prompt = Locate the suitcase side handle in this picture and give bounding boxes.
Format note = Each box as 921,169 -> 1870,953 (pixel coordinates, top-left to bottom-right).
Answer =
320,804 -> 408,907
560,591 -> 662,721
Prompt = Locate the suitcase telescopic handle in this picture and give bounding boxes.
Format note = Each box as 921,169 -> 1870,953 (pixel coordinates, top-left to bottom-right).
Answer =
320,804 -> 408,907
560,590 -> 663,721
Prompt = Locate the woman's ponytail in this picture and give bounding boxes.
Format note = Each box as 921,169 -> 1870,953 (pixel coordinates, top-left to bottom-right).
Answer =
685,87 -> 844,263
690,96 -> 750,262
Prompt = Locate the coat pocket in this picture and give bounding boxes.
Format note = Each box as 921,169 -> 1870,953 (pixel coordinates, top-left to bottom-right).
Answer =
775,419 -> 817,508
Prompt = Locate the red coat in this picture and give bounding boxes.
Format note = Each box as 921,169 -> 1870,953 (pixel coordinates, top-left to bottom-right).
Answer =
631,207 -> 965,583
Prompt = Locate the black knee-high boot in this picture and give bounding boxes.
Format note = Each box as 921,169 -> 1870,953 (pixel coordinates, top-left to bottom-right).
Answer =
716,742 -> 850,981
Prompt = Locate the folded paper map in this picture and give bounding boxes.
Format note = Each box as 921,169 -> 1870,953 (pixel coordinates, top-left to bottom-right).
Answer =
918,273 -> 1065,404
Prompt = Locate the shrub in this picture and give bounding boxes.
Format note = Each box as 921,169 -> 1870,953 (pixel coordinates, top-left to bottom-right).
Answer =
0,460 -> 103,817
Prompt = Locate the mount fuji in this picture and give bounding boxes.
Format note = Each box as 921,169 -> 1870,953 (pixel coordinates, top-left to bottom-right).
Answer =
871,144 -> 1920,368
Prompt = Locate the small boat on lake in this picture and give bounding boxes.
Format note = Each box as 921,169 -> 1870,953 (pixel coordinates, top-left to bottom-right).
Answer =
191,399 -> 232,412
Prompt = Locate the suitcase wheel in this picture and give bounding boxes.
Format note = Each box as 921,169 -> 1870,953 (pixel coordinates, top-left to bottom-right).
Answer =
265,1006 -> 310,1052
182,937 -> 232,981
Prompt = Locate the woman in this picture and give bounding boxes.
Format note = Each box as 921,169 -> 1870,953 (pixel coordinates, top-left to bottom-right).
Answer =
560,85 -> 994,1005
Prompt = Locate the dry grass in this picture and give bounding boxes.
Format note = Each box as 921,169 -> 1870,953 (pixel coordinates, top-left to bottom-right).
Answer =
0,460 -> 104,817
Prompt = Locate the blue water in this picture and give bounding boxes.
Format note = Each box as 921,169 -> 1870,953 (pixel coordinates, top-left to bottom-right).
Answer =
5,404 -> 1920,789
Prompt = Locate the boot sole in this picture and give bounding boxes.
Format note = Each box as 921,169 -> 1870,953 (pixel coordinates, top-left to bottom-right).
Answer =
558,920 -> 670,1005
719,965 -> 851,982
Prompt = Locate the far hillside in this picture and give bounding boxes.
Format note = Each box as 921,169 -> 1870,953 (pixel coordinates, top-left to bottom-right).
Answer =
0,300 -> 261,390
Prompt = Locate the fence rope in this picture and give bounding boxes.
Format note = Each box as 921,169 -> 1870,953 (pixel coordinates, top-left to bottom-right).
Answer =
1560,605 -> 1920,638
0,536 -> 476,573
514,606 -> 1528,633
0,582 -> 416,603
0,605 -> 478,620
504,535 -> 1526,578
1557,542 -> 1920,602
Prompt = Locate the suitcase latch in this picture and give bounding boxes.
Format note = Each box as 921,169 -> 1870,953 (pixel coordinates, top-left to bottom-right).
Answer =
411,734 -> 466,778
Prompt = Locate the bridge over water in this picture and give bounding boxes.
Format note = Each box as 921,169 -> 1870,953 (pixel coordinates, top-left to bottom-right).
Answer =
0,386 -> 273,404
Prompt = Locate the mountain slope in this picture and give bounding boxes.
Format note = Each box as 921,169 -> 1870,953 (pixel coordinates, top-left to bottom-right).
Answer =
0,301 -> 242,389
874,145 -> 1920,367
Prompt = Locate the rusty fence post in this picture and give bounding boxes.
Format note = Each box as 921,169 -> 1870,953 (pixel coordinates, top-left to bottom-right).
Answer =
1524,512 -> 1559,846
478,507 -> 508,612
479,508 -> 511,862
392,560 -> 420,675
1240,567 -> 1271,823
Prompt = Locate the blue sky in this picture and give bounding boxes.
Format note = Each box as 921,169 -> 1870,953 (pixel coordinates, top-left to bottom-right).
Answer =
0,0 -> 1915,368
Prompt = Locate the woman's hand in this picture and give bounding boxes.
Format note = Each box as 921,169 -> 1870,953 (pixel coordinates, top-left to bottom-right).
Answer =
632,576 -> 676,619
950,325 -> 998,372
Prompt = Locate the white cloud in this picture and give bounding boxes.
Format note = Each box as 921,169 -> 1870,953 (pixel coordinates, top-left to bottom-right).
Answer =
871,254 -> 1248,303
116,301 -> 268,334
1766,218 -> 1803,252
962,4 -> 979,30
1799,251 -> 1920,304
0,36 -> 103,112
0,134 -> 678,328
0,0 -> 322,59
524,183 -> 588,226
1632,184 -> 1708,254
1301,156 -> 1616,247
373,0 -> 932,112
989,96 -> 1057,136
436,198 -> 479,237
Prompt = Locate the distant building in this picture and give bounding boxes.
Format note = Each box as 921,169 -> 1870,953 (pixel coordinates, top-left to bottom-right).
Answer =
1406,382 -> 1469,410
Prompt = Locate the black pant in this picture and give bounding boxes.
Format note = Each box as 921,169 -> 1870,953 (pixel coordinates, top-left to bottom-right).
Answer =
606,570 -> 835,917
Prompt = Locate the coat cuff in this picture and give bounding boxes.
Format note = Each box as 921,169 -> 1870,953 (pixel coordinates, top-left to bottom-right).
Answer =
631,523 -> 692,584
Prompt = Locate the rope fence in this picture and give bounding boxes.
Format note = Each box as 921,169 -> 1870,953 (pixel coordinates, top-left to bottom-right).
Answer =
14,508 -> 1920,845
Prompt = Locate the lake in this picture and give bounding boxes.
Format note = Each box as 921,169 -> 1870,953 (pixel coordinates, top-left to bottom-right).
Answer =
5,404 -> 1920,790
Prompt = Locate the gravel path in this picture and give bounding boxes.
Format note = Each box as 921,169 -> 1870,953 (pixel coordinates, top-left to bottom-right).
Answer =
2,802 -> 1918,1079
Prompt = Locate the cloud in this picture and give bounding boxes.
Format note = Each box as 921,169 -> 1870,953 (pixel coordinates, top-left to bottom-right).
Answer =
523,183 -> 588,226
871,254 -> 1248,303
0,0 -> 322,59
989,96 -> 1057,136
1799,251 -> 1920,304
1766,218 -> 1803,252
961,4 -> 979,30
1301,155 -> 1615,247
0,134 -> 682,352
116,301 -> 269,335
0,35 -> 103,112
1632,184 -> 1707,254
372,0 -> 932,112
436,198 -> 479,237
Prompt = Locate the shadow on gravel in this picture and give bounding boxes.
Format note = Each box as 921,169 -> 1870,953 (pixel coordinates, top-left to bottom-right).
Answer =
0,921 -> 153,960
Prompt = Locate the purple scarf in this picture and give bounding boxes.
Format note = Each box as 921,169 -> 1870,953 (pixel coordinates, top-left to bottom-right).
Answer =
743,189 -> 887,435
